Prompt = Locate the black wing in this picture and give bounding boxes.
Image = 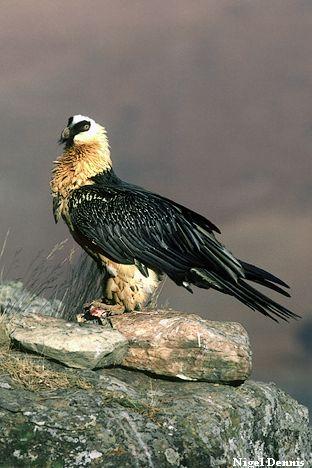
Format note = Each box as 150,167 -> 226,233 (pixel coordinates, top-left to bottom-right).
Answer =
68,184 -> 244,284
68,184 -> 299,321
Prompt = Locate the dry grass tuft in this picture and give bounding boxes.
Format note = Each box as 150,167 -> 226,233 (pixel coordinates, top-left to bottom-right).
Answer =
0,314 -> 10,349
0,348 -> 93,392
0,235 -> 100,393
0,231 -> 103,321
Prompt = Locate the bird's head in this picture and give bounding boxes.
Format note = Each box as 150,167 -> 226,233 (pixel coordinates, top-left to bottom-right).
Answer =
55,114 -> 112,181
59,115 -> 107,147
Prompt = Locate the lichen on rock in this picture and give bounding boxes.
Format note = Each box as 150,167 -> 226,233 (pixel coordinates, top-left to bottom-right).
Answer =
0,362 -> 310,467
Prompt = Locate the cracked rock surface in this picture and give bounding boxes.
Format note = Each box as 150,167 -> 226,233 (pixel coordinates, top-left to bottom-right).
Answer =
0,358 -> 310,468
111,309 -> 252,382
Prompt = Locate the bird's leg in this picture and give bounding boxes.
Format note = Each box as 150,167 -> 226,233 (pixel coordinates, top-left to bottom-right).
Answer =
86,299 -> 126,316
86,300 -> 126,317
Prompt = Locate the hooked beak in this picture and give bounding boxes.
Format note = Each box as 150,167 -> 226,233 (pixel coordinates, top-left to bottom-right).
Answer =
58,126 -> 71,144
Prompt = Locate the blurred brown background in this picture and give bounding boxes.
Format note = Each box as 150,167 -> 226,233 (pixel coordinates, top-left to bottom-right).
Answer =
0,1 -> 311,411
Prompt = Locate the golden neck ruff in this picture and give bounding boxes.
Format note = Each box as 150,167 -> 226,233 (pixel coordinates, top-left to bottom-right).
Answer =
51,135 -> 111,199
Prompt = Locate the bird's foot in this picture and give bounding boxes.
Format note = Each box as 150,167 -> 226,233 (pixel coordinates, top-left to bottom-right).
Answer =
76,300 -> 126,326
85,300 -> 126,317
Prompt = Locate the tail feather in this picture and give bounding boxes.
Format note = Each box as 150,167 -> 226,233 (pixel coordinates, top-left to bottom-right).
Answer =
190,264 -> 300,322
235,279 -> 298,322
213,272 -> 299,322
249,278 -> 291,297
240,260 -> 290,288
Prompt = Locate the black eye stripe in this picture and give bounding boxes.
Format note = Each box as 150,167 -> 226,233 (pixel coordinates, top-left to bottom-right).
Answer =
71,120 -> 91,136
67,116 -> 73,126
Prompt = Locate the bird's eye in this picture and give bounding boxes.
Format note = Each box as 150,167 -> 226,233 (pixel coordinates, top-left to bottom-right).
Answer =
84,123 -> 90,131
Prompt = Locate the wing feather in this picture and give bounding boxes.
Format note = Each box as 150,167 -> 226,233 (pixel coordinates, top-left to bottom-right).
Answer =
68,185 -> 240,283
67,183 -> 298,321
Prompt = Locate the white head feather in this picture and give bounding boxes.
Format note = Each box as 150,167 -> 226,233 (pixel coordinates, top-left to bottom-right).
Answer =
69,114 -> 107,144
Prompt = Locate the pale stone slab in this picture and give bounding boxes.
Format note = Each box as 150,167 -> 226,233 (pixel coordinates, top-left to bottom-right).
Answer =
9,314 -> 128,369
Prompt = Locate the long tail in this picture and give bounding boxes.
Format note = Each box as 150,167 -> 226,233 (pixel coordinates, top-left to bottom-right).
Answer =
190,261 -> 300,322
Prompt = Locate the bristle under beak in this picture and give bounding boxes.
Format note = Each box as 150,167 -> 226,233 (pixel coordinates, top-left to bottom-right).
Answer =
59,126 -> 71,144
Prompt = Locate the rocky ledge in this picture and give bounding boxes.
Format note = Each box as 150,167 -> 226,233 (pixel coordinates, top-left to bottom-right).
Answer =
0,303 -> 310,467
5,309 -> 252,383
0,358 -> 310,467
